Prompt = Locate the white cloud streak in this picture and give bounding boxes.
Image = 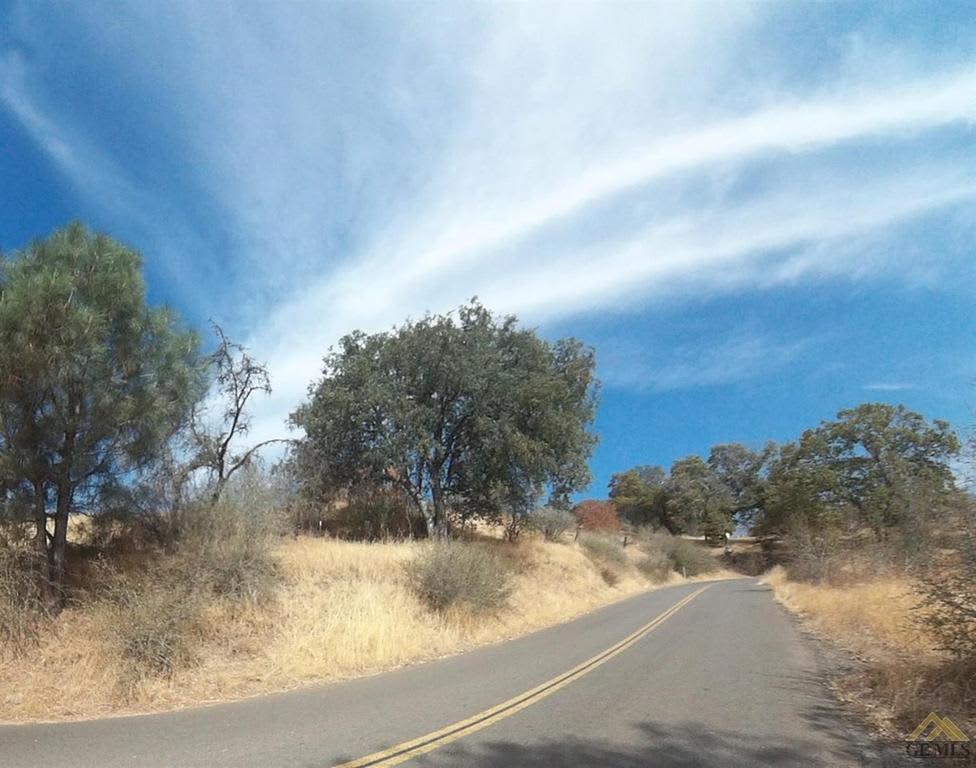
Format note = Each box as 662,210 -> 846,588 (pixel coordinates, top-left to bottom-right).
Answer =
403,66 -> 976,281
863,383 -> 916,392
2,4 -> 974,447
601,333 -> 809,392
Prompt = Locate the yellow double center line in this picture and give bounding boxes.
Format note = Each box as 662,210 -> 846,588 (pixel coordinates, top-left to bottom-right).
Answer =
334,583 -> 711,768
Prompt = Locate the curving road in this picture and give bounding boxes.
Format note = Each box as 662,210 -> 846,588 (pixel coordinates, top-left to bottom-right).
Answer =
1,579 -> 889,767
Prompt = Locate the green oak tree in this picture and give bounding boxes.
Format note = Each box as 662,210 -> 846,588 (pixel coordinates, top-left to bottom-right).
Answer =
608,465 -> 670,529
706,442 -> 773,526
665,455 -> 734,538
289,301 -> 598,538
0,223 -> 203,607
759,403 -> 959,539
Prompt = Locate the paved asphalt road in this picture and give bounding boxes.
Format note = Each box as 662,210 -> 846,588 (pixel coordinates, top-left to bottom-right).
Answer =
1,578 -> 895,767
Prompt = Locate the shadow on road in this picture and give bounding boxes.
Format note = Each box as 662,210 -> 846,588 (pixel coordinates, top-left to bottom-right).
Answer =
327,715 -> 901,768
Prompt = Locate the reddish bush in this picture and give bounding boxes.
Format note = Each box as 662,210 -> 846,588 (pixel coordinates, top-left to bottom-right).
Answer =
573,500 -> 622,531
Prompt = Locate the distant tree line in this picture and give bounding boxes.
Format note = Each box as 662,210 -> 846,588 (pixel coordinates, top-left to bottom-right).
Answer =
609,403 -> 961,545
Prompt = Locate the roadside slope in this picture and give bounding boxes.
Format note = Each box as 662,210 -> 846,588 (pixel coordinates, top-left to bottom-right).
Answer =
0,579 -> 885,768
1,536 -> 683,722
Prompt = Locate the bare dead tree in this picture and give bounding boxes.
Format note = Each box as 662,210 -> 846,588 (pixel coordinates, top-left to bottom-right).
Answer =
194,323 -> 289,504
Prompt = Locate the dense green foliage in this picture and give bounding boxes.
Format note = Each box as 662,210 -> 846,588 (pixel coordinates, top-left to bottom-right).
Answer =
0,223 -> 204,605
608,465 -> 668,528
760,403 -> 959,540
290,301 -> 598,537
611,404 -> 959,545
610,444 -> 769,536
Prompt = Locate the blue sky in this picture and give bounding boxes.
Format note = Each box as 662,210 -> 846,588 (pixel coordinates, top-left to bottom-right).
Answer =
2,2 -> 974,496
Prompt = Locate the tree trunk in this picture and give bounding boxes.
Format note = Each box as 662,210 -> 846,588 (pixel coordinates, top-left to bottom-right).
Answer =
210,476 -> 226,506
49,477 -> 72,611
31,479 -> 53,608
429,482 -> 448,539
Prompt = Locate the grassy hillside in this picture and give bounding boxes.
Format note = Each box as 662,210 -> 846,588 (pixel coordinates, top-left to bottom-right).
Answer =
763,564 -> 974,739
0,533 -> 726,723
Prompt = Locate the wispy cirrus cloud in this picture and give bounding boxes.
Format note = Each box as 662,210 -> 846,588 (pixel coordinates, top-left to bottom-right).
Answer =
601,332 -> 810,392
863,383 -> 916,392
2,2 -> 974,446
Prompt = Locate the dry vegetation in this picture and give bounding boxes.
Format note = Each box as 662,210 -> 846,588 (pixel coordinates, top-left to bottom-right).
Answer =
0,528 -> 726,723
763,562 -> 975,738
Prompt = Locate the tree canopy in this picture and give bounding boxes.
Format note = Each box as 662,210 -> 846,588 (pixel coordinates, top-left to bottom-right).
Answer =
609,405 -> 959,543
610,445 -> 770,536
758,403 -> 959,538
289,301 -> 598,537
0,223 -> 203,605
608,465 -> 668,529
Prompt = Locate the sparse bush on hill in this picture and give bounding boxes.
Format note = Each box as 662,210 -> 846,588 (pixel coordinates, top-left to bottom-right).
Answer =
0,548 -> 50,655
636,550 -> 672,582
87,471 -> 286,691
578,531 -> 626,566
781,521 -> 846,583
920,514 -> 976,661
99,569 -> 202,694
176,471 -> 284,603
668,538 -> 717,576
636,529 -> 717,578
408,542 -> 513,614
528,507 -> 576,541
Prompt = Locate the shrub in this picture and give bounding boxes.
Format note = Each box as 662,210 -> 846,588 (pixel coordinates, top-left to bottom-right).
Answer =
920,517 -> 976,661
334,486 -> 425,540
573,500 -> 621,531
599,566 -> 620,587
99,570 -> 201,693
529,507 -> 576,541
668,538 -> 717,576
728,548 -> 767,576
578,532 -> 626,566
783,522 -> 845,583
502,510 -> 527,542
177,475 -> 283,603
408,542 -> 513,613
0,548 -> 50,655
637,529 -> 716,580
636,551 -> 672,582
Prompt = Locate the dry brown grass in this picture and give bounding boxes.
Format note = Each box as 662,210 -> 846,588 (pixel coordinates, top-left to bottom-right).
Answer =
762,565 -> 974,737
0,535 -> 690,723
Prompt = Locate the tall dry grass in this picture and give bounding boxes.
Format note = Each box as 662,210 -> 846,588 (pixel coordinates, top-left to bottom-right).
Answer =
0,535 -> 664,722
763,565 -> 974,737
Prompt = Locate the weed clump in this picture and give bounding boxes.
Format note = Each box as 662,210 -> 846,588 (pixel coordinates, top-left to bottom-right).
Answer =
408,542 -> 513,614
578,532 -> 626,566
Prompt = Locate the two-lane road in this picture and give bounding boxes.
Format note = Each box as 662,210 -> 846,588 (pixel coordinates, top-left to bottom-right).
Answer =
1,579 -> 886,767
